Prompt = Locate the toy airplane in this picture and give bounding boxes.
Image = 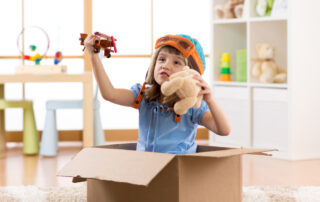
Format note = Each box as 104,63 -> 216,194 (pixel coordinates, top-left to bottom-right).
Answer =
79,32 -> 117,58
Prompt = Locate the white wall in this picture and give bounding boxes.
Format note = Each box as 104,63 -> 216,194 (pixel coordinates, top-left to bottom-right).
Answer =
289,0 -> 320,160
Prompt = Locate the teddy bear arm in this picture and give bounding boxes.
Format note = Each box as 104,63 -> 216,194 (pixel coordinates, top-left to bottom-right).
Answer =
214,5 -> 225,19
161,78 -> 184,96
174,97 -> 198,115
194,95 -> 203,108
273,73 -> 287,83
277,67 -> 287,74
251,62 -> 262,78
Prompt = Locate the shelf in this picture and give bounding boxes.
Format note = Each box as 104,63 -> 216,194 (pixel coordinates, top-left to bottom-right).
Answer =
212,17 -> 287,25
213,23 -> 247,81
250,83 -> 288,89
211,0 -> 291,159
210,0 -> 320,160
213,81 -> 288,89
213,81 -> 247,87
213,18 -> 247,24
249,20 -> 288,83
249,16 -> 287,22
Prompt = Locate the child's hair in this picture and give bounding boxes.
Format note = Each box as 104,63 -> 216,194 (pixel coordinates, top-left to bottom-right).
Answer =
145,46 -> 182,109
144,45 -> 200,109
144,34 -> 206,110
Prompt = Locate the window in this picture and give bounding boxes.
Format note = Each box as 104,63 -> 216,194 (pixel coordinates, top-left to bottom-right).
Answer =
0,0 -> 210,130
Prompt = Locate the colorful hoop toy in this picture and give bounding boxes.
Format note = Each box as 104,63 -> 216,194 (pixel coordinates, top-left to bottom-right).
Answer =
17,26 -> 50,61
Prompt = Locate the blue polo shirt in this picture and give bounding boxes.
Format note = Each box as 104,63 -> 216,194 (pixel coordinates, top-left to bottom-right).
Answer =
130,83 -> 209,155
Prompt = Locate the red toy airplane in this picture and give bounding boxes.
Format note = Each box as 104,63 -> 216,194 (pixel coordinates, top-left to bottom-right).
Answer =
79,32 -> 117,58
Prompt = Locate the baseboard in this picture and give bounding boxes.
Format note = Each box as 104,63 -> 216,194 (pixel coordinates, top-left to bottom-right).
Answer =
5,128 -> 208,142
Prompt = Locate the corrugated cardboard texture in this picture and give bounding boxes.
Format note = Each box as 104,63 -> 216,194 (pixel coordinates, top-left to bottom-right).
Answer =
87,158 -> 179,202
58,147 -> 175,186
178,155 -> 242,202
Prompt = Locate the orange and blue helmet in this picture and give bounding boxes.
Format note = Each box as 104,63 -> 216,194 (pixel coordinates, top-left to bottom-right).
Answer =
155,34 -> 206,74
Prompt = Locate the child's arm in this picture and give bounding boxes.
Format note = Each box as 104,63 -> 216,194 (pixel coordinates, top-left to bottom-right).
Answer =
193,75 -> 231,136
84,34 -> 135,107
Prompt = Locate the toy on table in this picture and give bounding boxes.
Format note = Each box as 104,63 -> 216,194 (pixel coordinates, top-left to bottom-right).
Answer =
17,26 -> 50,65
79,32 -> 117,58
54,51 -> 63,65
161,66 -> 203,116
220,53 -> 232,82
24,45 -> 42,65
16,26 -> 67,74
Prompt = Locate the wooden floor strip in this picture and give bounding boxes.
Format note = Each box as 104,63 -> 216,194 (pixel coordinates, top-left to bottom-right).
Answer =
5,128 -> 208,142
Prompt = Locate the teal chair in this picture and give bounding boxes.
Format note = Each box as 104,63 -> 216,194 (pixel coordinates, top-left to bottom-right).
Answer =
0,99 -> 39,155
40,87 -> 105,156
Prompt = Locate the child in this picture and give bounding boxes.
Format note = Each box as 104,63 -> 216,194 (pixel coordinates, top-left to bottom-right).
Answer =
84,34 -> 231,154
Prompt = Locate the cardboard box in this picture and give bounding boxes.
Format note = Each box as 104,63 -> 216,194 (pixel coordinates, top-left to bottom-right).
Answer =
58,143 -> 273,202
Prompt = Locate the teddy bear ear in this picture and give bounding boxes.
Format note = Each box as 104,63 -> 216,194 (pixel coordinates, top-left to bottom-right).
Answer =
183,66 -> 190,70
256,44 -> 262,51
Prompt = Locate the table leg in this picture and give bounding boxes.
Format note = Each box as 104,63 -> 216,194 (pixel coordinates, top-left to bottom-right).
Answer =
83,75 -> 94,147
0,84 -> 6,152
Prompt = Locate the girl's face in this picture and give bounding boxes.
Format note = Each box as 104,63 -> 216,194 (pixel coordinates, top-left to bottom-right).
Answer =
153,47 -> 186,85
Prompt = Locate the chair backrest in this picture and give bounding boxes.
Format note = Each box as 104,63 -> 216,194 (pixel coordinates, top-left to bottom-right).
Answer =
94,84 -> 99,101
94,51 -> 105,101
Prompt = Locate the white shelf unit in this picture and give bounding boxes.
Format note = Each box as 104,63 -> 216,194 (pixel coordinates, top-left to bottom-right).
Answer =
209,0 -> 320,160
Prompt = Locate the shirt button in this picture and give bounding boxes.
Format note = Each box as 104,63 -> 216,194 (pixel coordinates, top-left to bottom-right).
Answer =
160,107 -> 163,112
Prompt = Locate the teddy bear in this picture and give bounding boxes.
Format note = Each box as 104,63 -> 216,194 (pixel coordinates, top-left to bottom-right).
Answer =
161,66 -> 203,115
251,43 -> 287,83
214,0 -> 244,19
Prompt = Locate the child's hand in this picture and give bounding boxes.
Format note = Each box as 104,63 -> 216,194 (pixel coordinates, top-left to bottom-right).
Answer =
83,34 -> 98,54
193,75 -> 213,104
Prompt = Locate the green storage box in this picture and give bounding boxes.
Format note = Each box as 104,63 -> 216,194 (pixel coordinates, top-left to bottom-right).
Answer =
236,49 -> 247,82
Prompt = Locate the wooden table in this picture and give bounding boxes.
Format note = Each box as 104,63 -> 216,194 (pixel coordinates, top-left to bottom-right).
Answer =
0,73 -> 94,152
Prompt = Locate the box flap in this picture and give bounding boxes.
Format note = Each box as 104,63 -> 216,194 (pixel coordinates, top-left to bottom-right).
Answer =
186,147 -> 276,158
58,148 -> 175,186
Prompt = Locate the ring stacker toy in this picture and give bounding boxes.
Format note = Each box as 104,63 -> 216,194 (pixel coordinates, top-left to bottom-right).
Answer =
79,32 -> 117,58
16,26 -> 67,74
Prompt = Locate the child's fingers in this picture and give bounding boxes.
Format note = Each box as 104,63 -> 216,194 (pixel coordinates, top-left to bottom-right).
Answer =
193,75 -> 211,94
193,76 -> 204,84
83,34 -> 100,52
84,34 -> 97,45
196,80 -> 208,88
193,75 -> 202,81
196,82 -> 204,88
198,89 -> 210,96
193,75 -> 208,85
